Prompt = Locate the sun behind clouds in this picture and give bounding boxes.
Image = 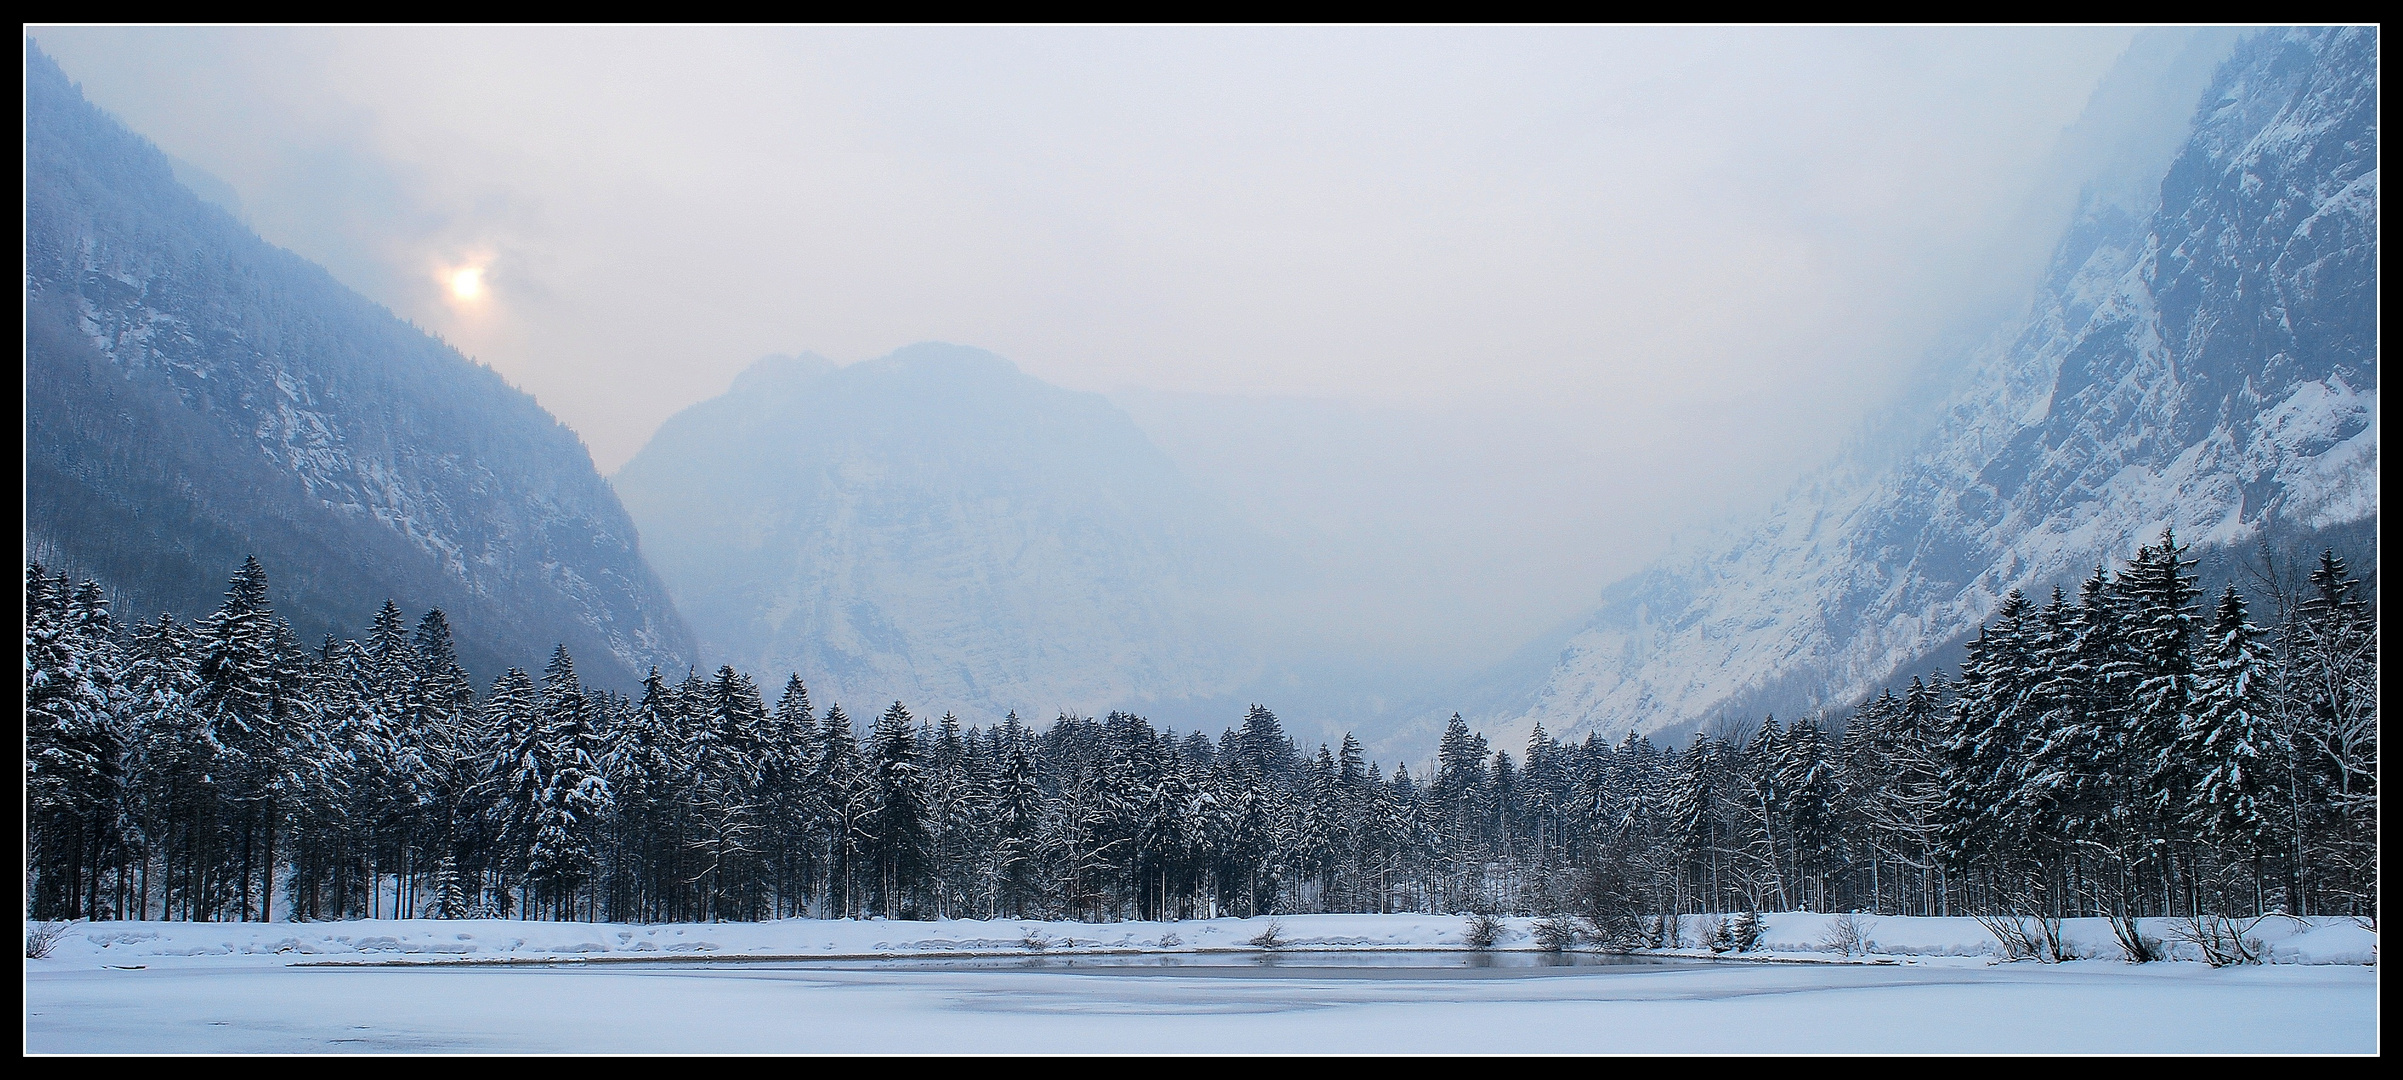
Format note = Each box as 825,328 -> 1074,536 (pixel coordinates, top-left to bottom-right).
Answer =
449,265 -> 486,301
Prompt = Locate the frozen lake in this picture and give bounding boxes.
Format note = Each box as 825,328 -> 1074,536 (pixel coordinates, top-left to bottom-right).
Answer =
27,951 -> 2376,1053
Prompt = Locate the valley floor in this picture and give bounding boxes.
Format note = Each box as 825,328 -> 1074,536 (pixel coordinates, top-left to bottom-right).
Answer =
24,913 -> 2377,1053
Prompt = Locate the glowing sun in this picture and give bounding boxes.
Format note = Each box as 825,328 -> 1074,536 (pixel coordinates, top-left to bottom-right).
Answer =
449,266 -> 486,301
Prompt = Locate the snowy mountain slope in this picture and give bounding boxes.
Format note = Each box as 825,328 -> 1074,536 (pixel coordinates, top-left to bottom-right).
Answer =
613,345 -> 1258,720
23,44 -> 695,688
1514,27 -> 2377,743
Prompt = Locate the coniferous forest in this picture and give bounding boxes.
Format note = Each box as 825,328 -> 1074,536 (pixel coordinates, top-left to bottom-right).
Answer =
25,530 -> 2375,935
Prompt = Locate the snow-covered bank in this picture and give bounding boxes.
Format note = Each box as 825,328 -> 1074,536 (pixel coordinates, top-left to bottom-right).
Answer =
1674,911 -> 2376,966
25,912 -> 2374,968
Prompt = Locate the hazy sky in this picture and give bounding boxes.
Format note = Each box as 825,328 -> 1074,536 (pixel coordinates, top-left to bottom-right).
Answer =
31,25 -> 2165,669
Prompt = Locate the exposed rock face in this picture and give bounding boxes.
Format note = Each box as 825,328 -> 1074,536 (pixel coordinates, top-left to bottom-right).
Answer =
25,44 -> 694,688
1516,27 -> 2377,742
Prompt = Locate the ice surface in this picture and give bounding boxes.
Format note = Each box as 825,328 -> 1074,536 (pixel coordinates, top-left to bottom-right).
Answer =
25,913 -> 2376,1052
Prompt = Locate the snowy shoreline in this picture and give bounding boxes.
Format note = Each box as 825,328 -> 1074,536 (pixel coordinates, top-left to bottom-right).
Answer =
31,911 -> 2378,1053
29,911 -> 2375,970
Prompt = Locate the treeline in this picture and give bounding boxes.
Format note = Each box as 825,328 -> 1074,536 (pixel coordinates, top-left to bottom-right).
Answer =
24,531 -> 2374,929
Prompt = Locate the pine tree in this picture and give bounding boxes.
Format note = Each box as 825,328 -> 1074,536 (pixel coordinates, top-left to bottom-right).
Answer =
2116,529 -> 2202,823
121,611 -> 211,919
864,702 -> 930,919
412,608 -> 476,716
683,666 -> 768,920
1136,746 -> 1201,920
760,676 -> 820,918
607,668 -> 689,920
522,648 -> 612,920
481,666 -> 542,917
1296,744 -> 1343,910
188,557 -> 308,921
2184,587 -> 2285,861
1238,704 -> 1297,778
989,712 -> 1045,918
1775,718 -> 1838,911
1433,712 -> 1490,904
26,570 -> 128,920
2287,550 -> 2376,912
1669,736 -> 1736,914
2024,566 -> 2132,858
815,703 -> 870,917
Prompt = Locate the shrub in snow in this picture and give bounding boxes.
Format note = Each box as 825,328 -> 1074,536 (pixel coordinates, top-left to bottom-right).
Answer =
2031,915 -> 2079,962
1019,928 -> 1052,952
1975,913 -> 2041,961
2168,914 -> 2267,967
1699,914 -> 1730,953
1532,914 -> 1582,952
2108,915 -> 2164,963
1725,911 -> 1762,952
1822,911 -> 1872,957
26,921 -> 71,959
1157,932 -> 1180,948
1463,910 -> 1508,950
1247,919 -> 1288,949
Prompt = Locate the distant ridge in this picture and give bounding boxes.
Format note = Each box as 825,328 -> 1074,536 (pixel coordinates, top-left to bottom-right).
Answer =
1513,27 -> 2378,744
615,342 -> 1256,720
24,42 -> 695,688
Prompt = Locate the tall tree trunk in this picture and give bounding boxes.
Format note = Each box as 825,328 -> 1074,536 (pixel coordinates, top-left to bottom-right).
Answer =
261,796 -> 275,924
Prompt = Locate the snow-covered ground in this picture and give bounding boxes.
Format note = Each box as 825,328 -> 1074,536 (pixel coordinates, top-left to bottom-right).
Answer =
25,913 -> 2377,1053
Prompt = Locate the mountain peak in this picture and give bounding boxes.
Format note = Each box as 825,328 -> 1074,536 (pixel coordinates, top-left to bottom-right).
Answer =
861,341 -> 1026,381
727,351 -> 839,397
616,344 -> 1249,720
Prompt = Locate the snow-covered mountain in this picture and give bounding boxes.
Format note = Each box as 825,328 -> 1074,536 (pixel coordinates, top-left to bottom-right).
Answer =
1513,27 -> 2377,744
24,44 -> 695,689
613,344 -> 1257,720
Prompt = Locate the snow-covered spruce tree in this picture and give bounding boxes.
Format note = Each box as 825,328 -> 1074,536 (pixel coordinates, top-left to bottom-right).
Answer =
121,611 -> 205,919
283,636 -> 372,921
363,601 -> 439,919
1206,760 -> 1273,918
1774,718 -> 1840,914
761,675 -> 823,919
923,710 -> 983,920
814,703 -> 871,918
2114,530 -> 2203,906
479,666 -> 541,917
409,607 -> 489,918
25,568 -> 126,920
1519,724 -> 1567,888
604,667 -> 689,920
1294,744 -> 1342,912
1135,739 -> 1203,920
863,701 -> 931,919
1432,712 -> 1491,911
2182,586 -> 2287,914
987,712 -> 1047,918
2284,551 -> 2377,914
1874,677 -> 1952,916
189,557 -> 312,921
520,647 -> 612,920
686,665 -> 768,921
1734,716 -> 1788,912
1666,736 -> 1729,914
1937,590 -> 2046,912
